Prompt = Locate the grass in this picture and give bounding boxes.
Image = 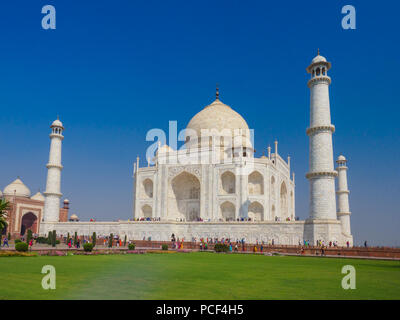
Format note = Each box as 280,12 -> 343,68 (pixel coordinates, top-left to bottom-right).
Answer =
0,252 -> 399,300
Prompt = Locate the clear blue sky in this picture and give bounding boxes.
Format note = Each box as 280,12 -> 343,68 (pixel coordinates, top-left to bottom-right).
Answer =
0,0 -> 399,246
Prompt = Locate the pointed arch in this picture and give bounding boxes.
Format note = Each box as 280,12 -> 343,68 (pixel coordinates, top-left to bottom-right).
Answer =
280,181 -> 288,219
248,201 -> 264,221
142,178 -> 153,198
141,205 -> 152,218
20,212 -> 38,235
220,201 -> 235,221
168,171 -> 200,221
220,171 -> 235,194
271,176 -> 276,198
248,171 -> 264,195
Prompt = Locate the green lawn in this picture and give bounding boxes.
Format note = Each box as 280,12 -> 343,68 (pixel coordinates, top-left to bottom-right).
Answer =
1,252 -> 399,299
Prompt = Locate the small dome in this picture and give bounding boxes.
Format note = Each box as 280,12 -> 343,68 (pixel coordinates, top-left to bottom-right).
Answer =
31,191 -> 45,201
51,119 -> 63,128
157,144 -> 174,154
63,198 -> 70,203
69,214 -> 79,221
337,155 -> 346,161
3,178 -> 31,198
311,55 -> 327,64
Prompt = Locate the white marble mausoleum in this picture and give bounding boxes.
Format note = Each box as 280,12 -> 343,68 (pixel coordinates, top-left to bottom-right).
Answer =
36,52 -> 353,245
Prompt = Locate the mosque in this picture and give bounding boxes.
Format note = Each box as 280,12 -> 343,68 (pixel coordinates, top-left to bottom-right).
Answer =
1,53 -> 353,245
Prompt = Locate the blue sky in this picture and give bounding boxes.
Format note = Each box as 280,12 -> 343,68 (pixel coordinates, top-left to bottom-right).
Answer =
0,0 -> 399,246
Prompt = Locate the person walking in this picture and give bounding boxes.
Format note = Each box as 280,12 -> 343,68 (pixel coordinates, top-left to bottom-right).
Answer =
2,236 -> 9,248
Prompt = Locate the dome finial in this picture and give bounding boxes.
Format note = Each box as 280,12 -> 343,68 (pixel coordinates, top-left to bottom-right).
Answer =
216,83 -> 219,100
317,48 -> 320,56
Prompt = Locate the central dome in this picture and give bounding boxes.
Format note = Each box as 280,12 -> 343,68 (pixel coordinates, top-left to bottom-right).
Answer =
186,98 -> 249,137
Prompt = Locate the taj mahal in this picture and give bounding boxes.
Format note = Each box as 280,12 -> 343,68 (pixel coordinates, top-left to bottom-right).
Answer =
2,52 -> 353,246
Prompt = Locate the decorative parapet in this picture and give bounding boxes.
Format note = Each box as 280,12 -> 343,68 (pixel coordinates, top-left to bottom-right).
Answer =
46,163 -> 63,170
307,75 -> 331,88
306,125 -> 335,136
305,171 -> 338,179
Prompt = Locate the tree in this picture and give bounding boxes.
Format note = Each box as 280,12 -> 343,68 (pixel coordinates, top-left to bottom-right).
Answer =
26,229 -> 32,244
124,235 -> 127,247
108,234 -> 113,248
52,229 -> 56,247
67,232 -> 70,244
47,231 -> 52,245
74,232 -> 77,246
92,232 -> 96,247
0,198 -> 10,235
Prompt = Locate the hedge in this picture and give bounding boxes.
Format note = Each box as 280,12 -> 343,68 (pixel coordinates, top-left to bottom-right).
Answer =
15,242 -> 29,252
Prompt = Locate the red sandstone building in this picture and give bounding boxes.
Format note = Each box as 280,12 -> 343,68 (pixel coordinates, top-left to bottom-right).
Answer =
1,178 -> 69,238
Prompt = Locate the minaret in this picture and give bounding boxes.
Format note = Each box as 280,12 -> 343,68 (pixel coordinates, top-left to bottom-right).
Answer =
43,118 -> 64,222
336,155 -> 351,235
306,51 -> 338,220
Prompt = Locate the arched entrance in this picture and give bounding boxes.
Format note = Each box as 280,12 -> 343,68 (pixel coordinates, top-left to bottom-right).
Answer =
220,201 -> 235,221
248,201 -> 264,221
169,171 -> 200,221
142,205 -> 152,218
20,212 -> 37,236
280,182 -> 288,219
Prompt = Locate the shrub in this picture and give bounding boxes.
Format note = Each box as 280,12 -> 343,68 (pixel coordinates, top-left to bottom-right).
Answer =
83,243 -> 94,252
14,239 -> 22,244
15,242 -> 29,252
214,243 -> 229,253
124,235 -> 127,247
92,232 -> 96,247
162,244 -> 168,251
8,232 -> 11,240
0,251 -> 37,257
26,229 -> 32,244
74,232 -> 78,246
36,236 -> 47,243
128,243 -> 135,250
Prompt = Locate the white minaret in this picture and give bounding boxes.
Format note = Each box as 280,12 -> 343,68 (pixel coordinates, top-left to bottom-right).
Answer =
306,51 -> 338,220
43,118 -> 64,222
336,155 -> 351,235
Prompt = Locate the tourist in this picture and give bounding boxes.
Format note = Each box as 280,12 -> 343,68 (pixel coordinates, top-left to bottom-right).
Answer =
260,244 -> 263,252
346,241 -> 350,248
364,241 -> 368,248
2,237 -> 9,247
29,239 -> 33,251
